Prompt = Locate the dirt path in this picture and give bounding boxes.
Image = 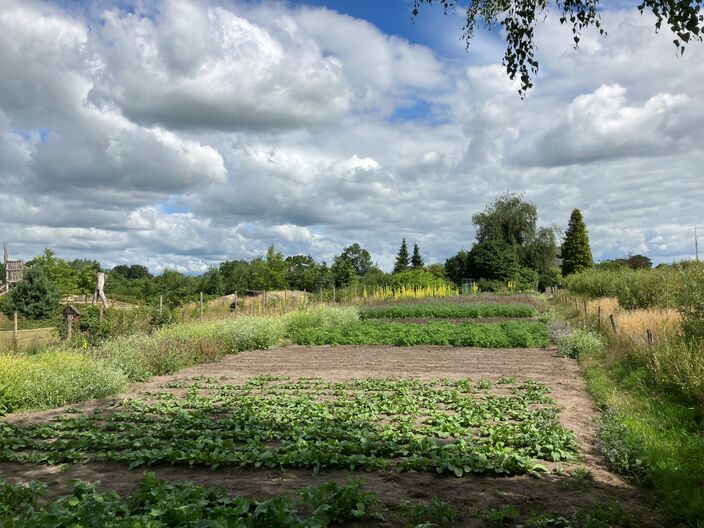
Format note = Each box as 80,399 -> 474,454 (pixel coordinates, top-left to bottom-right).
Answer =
1,345 -> 660,526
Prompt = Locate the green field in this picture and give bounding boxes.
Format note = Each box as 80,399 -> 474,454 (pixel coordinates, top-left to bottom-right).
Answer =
359,302 -> 535,319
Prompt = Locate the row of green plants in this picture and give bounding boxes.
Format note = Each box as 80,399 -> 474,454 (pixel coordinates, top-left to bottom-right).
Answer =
554,300 -> 704,526
359,302 -> 535,320
292,320 -> 550,348
0,376 -> 577,477
0,471 -> 637,528
0,307 -> 357,414
0,472 -> 377,528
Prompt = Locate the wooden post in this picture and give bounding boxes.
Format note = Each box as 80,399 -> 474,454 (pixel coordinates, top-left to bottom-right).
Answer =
13,311 -> 18,340
583,300 -> 588,318
597,306 -> 602,330
609,314 -> 617,334
159,295 -> 163,316
262,291 -> 266,315
200,291 -> 203,321
233,292 -> 238,316
249,302 -> 253,317
647,328 -> 654,348
332,285 -> 336,303
66,314 -> 73,341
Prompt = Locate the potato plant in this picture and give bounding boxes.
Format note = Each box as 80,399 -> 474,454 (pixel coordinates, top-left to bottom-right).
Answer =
359,303 -> 535,320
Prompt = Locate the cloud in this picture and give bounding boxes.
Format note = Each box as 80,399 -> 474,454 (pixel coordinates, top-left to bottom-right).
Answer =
0,0 -> 703,273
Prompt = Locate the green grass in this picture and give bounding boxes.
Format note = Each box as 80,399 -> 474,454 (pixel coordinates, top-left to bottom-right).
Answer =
0,376 -> 576,476
582,350 -> 704,526
359,303 -> 535,320
292,320 -> 550,348
0,318 -> 53,332
0,351 -> 127,414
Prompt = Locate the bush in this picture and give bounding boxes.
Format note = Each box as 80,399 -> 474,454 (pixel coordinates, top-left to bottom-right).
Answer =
597,409 -> 648,480
558,329 -> 604,359
0,351 -> 127,413
676,263 -> 704,341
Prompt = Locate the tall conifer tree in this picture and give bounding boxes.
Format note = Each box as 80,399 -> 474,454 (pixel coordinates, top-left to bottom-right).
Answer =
561,209 -> 593,276
394,238 -> 410,273
411,243 -> 424,269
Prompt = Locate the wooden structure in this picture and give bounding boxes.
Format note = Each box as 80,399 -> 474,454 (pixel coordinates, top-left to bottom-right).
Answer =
91,271 -> 109,308
62,305 -> 81,340
1,242 -> 24,296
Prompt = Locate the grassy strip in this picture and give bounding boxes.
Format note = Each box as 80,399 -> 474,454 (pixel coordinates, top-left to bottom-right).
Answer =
292,320 -> 550,348
0,472 -> 378,527
0,351 -> 127,414
583,353 -> 704,526
359,303 -> 535,320
0,377 -> 575,476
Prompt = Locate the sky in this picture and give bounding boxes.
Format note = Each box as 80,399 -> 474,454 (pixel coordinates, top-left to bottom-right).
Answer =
1,0 -> 703,273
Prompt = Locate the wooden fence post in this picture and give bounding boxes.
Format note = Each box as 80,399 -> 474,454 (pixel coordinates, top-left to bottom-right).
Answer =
200,292 -> 203,321
583,300 -> 588,318
609,314 -> 617,334
66,314 -> 73,341
647,328 -> 654,348
233,292 -> 237,316
263,291 -> 267,315
13,311 -> 18,341
597,306 -> 602,330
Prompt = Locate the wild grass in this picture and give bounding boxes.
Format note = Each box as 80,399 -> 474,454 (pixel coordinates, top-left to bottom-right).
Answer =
0,351 -> 127,414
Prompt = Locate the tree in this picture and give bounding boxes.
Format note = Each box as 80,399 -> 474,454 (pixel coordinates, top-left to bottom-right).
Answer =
473,193 -> 537,249
468,240 -> 520,282
394,239 -> 410,273
2,266 -> 60,319
427,262 -> 446,279
626,254 -> 653,270
411,243 -> 424,269
412,0 -> 703,94
220,260 -> 251,293
444,250 -> 470,286
27,248 -> 77,295
561,209 -> 594,275
200,268 -> 224,295
333,244 -> 376,277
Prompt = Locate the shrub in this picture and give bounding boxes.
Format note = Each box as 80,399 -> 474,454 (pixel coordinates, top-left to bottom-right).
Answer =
0,351 -> 127,413
284,306 -> 359,339
558,329 -> 604,359
676,263 -> 704,341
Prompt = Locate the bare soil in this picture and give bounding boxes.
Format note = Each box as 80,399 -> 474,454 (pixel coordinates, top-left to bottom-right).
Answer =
1,345 -> 661,526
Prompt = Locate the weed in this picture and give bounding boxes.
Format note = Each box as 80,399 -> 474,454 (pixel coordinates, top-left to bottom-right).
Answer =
557,329 -> 604,359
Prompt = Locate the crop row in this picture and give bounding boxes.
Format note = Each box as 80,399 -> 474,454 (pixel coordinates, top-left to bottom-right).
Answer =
292,320 -> 550,348
0,472 -> 377,528
359,303 -> 535,320
0,377 -> 577,477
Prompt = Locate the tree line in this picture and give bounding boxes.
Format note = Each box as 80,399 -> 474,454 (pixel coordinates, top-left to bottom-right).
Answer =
3,193 -> 605,318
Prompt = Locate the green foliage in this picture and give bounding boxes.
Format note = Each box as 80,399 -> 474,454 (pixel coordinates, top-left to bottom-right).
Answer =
469,240 -> 520,282
676,263 -> 704,340
284,306 -> 359,338
0,351 -> 127,414
394,238 -> 411,273
386,269 -> 454,289
561,209 -> 593,276
26,249 -> 78,295
1,266 -> 60,320
557,329 -> 604,359
473,193 -> 537,247
584,352 -> 704,524
360,302 -> 535,319
411,243 -> 424,269
395,497 -> 456,526
485,504 -> 520,526
0,473 -> 379,527
444,250 -> 470,285
332,243 -> 377,287
293,320 -> 550,348
0,377 -> 576,475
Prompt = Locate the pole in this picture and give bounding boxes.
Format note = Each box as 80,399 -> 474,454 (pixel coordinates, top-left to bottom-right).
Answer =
66,314 -> 72,341
234,292 -> 237,316
13,311 -> 18,340
609,314 -> 617,334
200,291 -> 203,321
159,295 -> 163,316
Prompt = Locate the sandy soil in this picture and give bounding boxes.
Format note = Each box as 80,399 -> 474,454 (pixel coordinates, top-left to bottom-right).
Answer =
1,345 -> 661,526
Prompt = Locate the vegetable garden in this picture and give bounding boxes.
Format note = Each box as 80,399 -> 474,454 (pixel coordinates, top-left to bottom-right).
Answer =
0,297 -> 663,526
